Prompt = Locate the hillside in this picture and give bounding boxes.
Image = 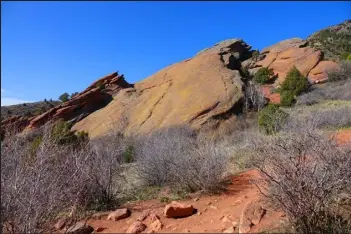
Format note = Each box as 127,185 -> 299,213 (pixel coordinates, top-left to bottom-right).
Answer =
307,20 -> 351,61
1,100 -> 61,120
2,20 -> 350,139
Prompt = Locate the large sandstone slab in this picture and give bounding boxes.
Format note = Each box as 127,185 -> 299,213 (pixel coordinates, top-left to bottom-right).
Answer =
72,40 -> 248,138
23,72 -> 132,132
254,38 -> 322,85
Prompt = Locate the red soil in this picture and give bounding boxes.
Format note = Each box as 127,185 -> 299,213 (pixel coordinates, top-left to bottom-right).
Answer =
85,169 -> 286,233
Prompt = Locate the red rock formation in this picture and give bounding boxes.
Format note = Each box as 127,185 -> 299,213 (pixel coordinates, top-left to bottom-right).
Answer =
251,38 -> 323,85
23,72 -> 132,131
308,61 -> 340,84
259,85 -> 281,104
1,115 -> 33,135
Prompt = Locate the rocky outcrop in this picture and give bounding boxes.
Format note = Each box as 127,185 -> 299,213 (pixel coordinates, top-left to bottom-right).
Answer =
6,21 -> 348,138
23,72 -> 132,131
245,36 -> 343,103
72,39 -> 250,138
1,115 -> 33,136
248,38 -> 323,85
308,61 -> 340,84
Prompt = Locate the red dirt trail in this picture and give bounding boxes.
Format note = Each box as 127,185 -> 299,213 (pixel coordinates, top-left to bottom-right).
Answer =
86,169 -> 286,233
76,129 -> 350,233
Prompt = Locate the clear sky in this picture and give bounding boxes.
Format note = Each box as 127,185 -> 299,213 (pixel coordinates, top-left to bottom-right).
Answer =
1,1 -> 350,106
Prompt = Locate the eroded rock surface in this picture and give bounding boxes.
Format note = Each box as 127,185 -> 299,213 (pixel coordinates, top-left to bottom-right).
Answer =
23,72 -> 132,132
248,38 -> 323,85
72,39 -> 249,138
308,60 -> 340,83
4,30 -> 346,138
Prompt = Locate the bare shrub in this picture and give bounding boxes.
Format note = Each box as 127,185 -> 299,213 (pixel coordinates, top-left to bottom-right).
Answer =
244,81 -> 267,112
1,125 -> 93,233
86,131 -> 131,211
328,61 -> 351,82
284,106 -> 351,131
250,127 -> 351,233
134,125 -> 229,193
297,79 -> 351,105
198,113 -> 259,141
1,122 -> 128,233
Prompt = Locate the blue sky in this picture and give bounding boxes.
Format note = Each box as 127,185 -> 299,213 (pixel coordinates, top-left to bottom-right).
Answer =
1,1 -> 350,106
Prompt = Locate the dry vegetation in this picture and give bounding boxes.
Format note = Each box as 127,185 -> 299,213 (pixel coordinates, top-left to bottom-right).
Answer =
249,126 -> 351,233
1,63 -> 351,234
1,100 -> 60,120
298,61 -> 351,105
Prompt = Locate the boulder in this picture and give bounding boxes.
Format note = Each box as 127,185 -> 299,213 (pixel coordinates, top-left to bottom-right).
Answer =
126,221 -> 147,234
95,227 -> 105,232
149,219 -> 163,232
239,200 -> 267,233
66,222 -> 94,234
107,208 -> 131,221
164,201 -> 194,218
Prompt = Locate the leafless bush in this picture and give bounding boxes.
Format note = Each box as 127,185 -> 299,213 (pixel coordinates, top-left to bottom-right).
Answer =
1,122 -> 128,233
284,106 -> 351,131
250,127 -> 351,233
1,126 -> 93,233
244,81 -> 267,112
198,113 -> 259,141
87,132 -> 129,211
328,61 -> 351,82
297,79 -> 351,105
134,125 -> 229,193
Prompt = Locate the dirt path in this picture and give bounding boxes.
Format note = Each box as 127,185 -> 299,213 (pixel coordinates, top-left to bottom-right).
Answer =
79,129 -> 351,233
86,169 -> 286,233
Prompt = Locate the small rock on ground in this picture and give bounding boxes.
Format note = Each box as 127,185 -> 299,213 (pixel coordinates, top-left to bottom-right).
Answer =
66,222 -> 94,234
164,201 -> 194,218
126,221 -> 147,234
107,208 -> 131,221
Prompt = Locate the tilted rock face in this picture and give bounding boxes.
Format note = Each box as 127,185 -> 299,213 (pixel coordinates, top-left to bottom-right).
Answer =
7,27 -> 346,138
247,37 -> 341,90
308,60 -> 340,84
249,38 -> 323,85
1,115 -> 33,135
72,39 -> 250,138
23,72 -> 132,131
